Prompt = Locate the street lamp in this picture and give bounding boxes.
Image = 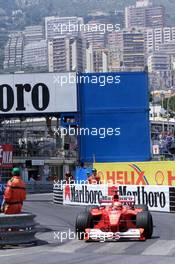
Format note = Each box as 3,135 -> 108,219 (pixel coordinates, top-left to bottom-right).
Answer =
160,92 -> 165,133
167,97 -> 170,133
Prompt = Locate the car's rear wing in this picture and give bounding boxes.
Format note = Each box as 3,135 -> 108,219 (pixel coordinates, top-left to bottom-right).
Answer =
99,199 -> 113,206
119,196 -> 135,207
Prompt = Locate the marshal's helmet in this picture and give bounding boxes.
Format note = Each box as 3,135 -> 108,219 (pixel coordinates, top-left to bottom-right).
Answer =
12,167 -> 20,176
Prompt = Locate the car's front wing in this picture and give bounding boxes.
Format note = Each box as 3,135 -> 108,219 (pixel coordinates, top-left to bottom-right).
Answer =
84,228 -> 145,241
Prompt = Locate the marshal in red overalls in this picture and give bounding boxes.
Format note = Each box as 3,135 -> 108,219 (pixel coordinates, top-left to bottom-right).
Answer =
3,168 -> 26,214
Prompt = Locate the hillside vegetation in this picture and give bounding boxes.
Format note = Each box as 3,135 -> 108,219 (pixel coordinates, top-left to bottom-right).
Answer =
0,0 -> 174,26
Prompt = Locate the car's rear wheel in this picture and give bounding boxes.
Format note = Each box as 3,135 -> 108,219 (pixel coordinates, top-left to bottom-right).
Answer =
75,211 -> 93,240
134,204 -> 149,211
136,211 -> 153,239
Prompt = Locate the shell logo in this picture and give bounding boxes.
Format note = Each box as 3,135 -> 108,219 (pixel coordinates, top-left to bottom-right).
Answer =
155,170 -> 165,185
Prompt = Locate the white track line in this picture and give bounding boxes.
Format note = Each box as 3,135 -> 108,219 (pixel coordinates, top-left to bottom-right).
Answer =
94,241 -> 136,254
142,240 -> 175,256
52,239 -> 88,253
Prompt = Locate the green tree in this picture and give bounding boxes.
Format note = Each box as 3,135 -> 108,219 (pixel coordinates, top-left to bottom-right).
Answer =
149,92 -> 153,103
163,96 -> 175,113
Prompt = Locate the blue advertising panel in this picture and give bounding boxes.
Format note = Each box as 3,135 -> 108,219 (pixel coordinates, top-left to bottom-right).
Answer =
78,72 -> 151,162
75,167 -> 93,183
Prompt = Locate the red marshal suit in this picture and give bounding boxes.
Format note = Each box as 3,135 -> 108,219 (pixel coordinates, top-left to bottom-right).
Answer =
4,175 -> 26,214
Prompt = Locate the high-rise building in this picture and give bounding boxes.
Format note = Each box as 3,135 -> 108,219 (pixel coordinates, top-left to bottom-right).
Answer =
24,25 -> 44,45
86,44 -> 94,72
149,67 -> 173,90
84,20 -> 107,49
23,40 -> 48,71
125,1 -> 165,28
148,53 -> 171,72
16,0 -> 40,8
158,41 -> 175,55
71,38 -> 84,72
145,27 -> 175,54
122,29 -> 145,70
145,6 -> 165,28
148,49 -> 174,90
125,6 -> 146,28
93,29 -> 145,71
86,44 -> 108,72
107,32 -> 123,70
136,0 -> 152,7
45,16 -> 84,39
48,37 -> 84,72
3,32 -> 24,71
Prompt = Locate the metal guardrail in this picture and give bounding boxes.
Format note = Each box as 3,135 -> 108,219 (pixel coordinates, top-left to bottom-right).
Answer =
0,213 -> 37,247
26,183 -> 53,193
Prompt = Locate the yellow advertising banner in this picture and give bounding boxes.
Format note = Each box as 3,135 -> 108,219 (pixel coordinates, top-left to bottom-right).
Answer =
94,161 -> 175,186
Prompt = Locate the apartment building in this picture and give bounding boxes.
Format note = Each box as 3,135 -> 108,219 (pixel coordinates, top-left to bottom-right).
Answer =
23,40 -> 48,71
145,27 -> 175,53
86,44 -> 108,72
24,25 -> 44,45
3,32 -> 24,71
125,0 -> 165,28
122,29 -> 145,69
48,37 -> 84,72
45,16 -> 84,39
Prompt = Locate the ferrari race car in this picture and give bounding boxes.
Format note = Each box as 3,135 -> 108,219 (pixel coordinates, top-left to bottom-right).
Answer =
75,197 -> 153,241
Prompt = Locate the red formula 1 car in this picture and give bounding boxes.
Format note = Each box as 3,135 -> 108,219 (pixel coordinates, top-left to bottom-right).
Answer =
75,197 -> 153,241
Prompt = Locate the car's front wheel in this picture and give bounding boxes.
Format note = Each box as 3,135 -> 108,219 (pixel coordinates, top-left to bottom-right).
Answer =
75,211 -> 93,240
136,211 -> 153,239
134,204 -> 149,211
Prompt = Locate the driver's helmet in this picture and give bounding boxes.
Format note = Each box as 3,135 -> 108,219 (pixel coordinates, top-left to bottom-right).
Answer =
113,201 -> 122,210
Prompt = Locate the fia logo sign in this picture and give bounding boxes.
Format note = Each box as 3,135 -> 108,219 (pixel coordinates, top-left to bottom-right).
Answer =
0,144 -> 13,168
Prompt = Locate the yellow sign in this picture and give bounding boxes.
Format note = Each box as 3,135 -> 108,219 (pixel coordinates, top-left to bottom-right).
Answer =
94,161 -> 175,186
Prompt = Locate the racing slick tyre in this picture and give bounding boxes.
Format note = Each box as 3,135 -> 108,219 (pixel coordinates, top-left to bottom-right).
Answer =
134,204 -> 149,211
75,211 -> 93,240
136,211 -> 153,239
85,205 -> 99,213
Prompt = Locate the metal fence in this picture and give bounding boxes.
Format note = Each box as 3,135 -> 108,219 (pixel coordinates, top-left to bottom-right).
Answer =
26,183 -> 53,193
0,118 -> 78,159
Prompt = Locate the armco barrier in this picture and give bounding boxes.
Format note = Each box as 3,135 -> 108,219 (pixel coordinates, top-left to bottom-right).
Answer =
26,183 -> 53,193
0,213 -> 37,247
53,184 -> 175,213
